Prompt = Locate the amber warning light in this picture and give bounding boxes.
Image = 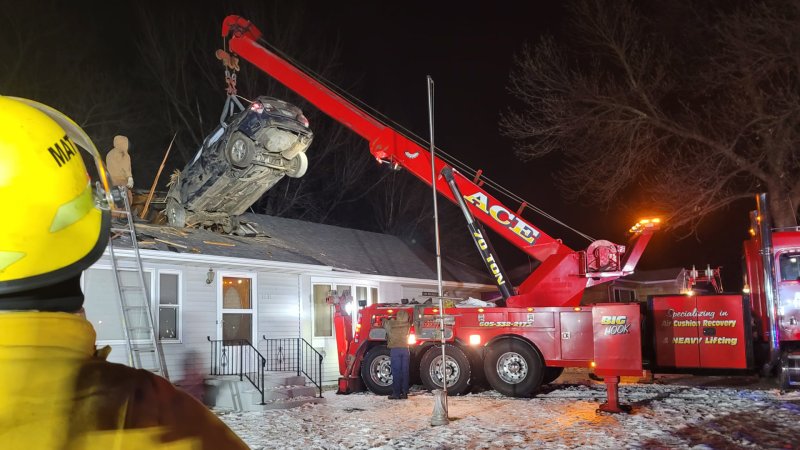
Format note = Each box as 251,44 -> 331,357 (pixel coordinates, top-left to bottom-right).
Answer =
629,217 -> 662,234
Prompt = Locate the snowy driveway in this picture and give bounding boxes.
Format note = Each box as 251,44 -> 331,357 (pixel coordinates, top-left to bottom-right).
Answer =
219,377 -> 800,449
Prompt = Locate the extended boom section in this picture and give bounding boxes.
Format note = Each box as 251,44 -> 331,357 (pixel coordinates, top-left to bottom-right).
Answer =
222,16 -> 655,308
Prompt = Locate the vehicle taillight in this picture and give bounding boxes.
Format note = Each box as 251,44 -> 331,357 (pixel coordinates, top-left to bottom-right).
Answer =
298,114 -> 310,128
250,102 -> 264,114
407,326 -> 417,345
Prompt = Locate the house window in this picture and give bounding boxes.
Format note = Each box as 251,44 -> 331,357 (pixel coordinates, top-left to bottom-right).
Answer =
612,287 -> 636,302
313,282 -> 378,337
779,253 -> 800,282
313,284 -> 333,337
158,272 -> 180,341
371,287 -> 379,303
356,286 -> 368,305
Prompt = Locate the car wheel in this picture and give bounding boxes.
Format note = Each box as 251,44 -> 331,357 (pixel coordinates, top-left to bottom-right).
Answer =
542,367 -> 564,385
225,132 -> 255,168
360,345 -> 393,395
285,152 -> 308,178
165,196 -> 185,228
419,344 -> 472,395
483,339 -> 543,397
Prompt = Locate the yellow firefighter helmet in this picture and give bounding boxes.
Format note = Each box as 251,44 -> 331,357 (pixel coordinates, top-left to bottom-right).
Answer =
0,96 -> 111,295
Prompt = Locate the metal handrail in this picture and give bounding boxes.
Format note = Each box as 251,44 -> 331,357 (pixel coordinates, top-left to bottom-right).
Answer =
262,336 -> 324,398
207,337 -> 266,404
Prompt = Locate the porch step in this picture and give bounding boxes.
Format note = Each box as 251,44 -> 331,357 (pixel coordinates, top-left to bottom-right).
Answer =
259,396 -> 326,410
264,384 -> 318,401
264,373 -> 307,388
205,375 -> 322,412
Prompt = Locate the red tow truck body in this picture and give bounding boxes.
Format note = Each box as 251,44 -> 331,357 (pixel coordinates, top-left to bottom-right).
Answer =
644,195 -> 800,388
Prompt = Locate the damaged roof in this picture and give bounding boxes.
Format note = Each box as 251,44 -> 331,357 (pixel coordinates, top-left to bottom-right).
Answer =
125,213 -> 493,285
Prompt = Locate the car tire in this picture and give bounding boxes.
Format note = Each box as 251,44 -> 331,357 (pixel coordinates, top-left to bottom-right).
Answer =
285,152 -> 308,178
225,132 -> 255,169
419,344 -> 472,395
483,339 -> 543,397
360,345 -> 393,395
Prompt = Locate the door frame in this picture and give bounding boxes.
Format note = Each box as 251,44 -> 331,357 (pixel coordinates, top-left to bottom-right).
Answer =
216,270 -> 258,344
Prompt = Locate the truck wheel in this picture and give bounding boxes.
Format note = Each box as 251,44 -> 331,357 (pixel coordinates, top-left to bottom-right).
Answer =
419,345 -> 472,395
483,339 -> 543,397
285,152 -> 308,178
542,367 -> 564,385
360,345 -> 393,395
225,132 -> 255,169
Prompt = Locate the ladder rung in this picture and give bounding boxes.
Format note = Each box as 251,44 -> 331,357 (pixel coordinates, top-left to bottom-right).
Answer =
132,347 -> 156,353
120,286 -> 145,292
124,305 -> 148,311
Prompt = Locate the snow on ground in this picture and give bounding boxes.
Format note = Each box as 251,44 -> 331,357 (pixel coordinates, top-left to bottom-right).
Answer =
218,374 -> 800,449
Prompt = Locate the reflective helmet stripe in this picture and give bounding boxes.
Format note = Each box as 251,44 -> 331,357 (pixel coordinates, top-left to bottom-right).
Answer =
50,184 -> 94,233
0,252 -> 25,272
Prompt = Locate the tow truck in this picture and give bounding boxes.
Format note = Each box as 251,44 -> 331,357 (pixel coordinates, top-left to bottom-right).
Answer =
220,15 -> 656,411
220,16 -> 800,409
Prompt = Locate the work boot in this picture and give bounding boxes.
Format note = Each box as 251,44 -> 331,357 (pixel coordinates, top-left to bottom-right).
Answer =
387,394 -> 400,400
399,393 -> 408,399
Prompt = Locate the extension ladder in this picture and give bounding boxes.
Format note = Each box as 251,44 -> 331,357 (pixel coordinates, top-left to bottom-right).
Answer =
107,186 -> 169,380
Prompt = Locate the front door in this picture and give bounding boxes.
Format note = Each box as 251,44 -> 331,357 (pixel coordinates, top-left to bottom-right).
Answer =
216,273 -> 256,374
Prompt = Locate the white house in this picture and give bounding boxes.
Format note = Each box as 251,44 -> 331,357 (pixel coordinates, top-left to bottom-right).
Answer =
81,213 -> 495,385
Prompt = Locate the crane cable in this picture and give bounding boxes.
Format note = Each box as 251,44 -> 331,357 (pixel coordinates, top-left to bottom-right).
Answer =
256,38 -> 596,244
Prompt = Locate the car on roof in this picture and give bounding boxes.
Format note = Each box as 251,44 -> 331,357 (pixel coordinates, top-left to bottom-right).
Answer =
165,96 -> 313,233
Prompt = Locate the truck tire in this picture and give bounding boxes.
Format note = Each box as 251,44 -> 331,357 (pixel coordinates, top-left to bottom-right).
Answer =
225,131 -> 255,169
483,339 -> 543,397
360,345 -> 393,395
419,344 -> 472,395
542,367 -> 564,385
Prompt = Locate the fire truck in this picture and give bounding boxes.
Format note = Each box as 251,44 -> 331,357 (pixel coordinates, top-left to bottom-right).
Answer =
220,16 -> 800,409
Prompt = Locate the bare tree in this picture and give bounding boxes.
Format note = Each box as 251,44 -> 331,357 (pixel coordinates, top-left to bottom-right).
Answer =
0,2 -> 154,168
502,0 -> 800,231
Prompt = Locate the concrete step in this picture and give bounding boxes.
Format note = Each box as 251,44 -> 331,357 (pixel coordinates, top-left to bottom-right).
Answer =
263,384 -> 319,401
264,373 -> 307,388
258,396 -> 325,411
205,375 -> 322,412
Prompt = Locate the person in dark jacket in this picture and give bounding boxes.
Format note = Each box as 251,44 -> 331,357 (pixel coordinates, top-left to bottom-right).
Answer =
384,309 -> 411,399
0,96 -> 248,450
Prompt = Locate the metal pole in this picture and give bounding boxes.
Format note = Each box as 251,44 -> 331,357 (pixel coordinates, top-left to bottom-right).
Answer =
427,75 -> 449,425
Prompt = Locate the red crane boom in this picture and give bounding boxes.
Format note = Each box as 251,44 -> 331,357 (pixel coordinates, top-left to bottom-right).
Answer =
221,15 -> 656,307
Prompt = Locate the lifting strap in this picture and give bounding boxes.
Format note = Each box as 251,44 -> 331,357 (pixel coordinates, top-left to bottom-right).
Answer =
215,49 -> 244,127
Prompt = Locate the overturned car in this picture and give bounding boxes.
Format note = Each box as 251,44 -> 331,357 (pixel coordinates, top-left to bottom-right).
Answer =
165,96 -> 313,233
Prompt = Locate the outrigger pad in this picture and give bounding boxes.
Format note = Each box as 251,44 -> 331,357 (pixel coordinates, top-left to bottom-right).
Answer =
596,376 -> 633,414
337,376 -> 364,395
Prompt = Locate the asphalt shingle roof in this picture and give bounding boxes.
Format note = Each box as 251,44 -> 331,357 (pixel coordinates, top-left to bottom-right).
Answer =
127,213 -> 492,284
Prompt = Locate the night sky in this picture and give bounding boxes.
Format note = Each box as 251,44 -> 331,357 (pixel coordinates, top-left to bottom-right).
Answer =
298,1 -> 749,288
3,1 -> 750,288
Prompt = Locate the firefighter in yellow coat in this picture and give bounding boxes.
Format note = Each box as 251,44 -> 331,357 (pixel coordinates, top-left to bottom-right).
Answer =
0,96 -> 248,450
